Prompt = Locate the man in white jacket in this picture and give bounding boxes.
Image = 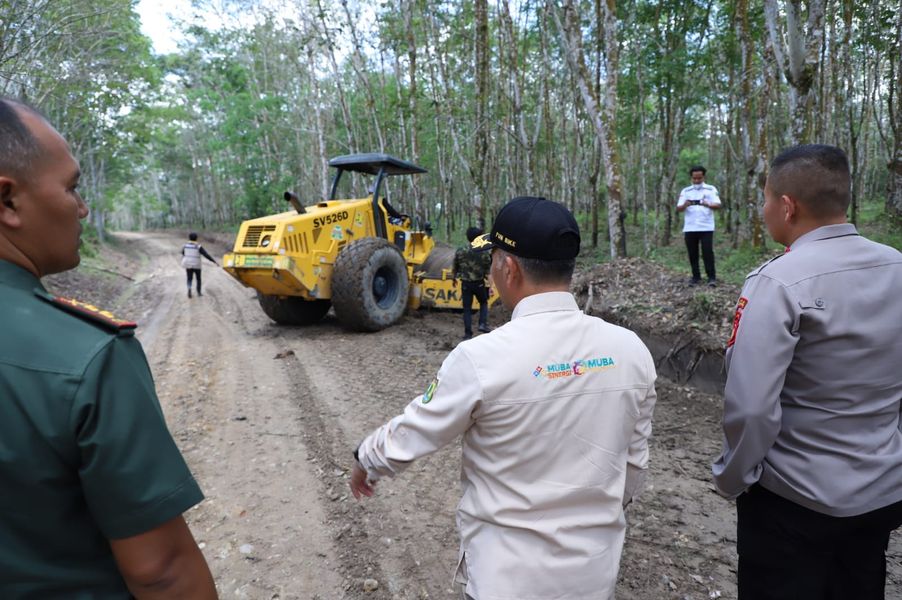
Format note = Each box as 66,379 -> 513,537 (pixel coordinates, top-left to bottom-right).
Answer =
350,196 -> 657,600
181,232 -> 217,298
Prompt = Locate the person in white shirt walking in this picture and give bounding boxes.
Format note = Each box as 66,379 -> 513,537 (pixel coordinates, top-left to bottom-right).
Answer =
181,232 -> 217,298
349,196 -> 657,600
676,165 -> 721,286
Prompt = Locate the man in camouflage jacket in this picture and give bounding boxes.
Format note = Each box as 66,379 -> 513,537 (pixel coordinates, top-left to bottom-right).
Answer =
453,226 -> 492,339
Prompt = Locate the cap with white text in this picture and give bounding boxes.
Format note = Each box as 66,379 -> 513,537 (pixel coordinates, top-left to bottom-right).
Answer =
471,196 -> 580,260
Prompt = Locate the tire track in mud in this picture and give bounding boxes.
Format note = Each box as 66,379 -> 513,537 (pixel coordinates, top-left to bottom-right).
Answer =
279,349 -> 394,598
121,231 -> 345,599
279,319 -> 466,600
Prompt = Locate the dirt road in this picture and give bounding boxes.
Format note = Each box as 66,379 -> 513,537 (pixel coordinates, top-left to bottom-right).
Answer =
85,231 -> 898,600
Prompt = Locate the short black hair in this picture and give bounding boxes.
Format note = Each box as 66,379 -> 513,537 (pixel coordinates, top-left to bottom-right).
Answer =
189,232 -> 198,241
688,165 -> 706,176
510,253 -> 575,285
0,97 -> 44,180
768,145 -> 850,218
465,226 -> 483,242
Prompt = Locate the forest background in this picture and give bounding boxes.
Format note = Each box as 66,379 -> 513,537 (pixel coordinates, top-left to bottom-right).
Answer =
2,0 -> 901,283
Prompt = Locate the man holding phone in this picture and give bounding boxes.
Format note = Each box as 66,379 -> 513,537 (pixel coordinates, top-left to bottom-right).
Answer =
676,165 -> 721,286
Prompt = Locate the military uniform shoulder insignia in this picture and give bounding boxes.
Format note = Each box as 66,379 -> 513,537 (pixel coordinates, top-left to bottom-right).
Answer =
35,289 -> 137,334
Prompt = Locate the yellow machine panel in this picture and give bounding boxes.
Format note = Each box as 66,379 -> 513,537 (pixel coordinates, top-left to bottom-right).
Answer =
223,198 -> 374,299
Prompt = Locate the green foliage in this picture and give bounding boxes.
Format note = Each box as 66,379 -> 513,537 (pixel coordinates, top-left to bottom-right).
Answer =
857,204 -> 902,251
687,291 -> 720,322
78,223 -> 101,260
5,0 -> 899,256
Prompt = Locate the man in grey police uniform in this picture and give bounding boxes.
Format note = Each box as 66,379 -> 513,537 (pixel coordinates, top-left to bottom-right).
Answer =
712,144 -> 902,599
0,97 -> 217,597
350,196 -> 657,600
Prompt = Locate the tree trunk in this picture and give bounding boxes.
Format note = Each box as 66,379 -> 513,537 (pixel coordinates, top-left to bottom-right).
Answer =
404,0 -> 422,222
886,0 -> 902,223
314,0 -> 357,153
339,0 -> 385,152
474,0 -> 489,228
499,0 -> 535,193
554,0 -> 626,258
765,0 -> 825,144
738,0 -> 763,247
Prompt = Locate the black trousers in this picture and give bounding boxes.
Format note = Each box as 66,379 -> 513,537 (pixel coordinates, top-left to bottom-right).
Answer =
737,484 -> 902,600
684,230 -> 715,281
460,280 -> 488,335
186,268 -> 202,292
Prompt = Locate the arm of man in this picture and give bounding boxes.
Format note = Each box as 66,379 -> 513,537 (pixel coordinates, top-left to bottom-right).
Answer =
111,516 -> 217,599
351,347 -> 480,498
73,336 -> 214,594
480,250 -> 492,281
452,247 -> 462,280
703,186 -> 722,210
623,349 -> 657,507
199,246 -> 217,265
676,189 -> 688,213
712,273 -> 800,498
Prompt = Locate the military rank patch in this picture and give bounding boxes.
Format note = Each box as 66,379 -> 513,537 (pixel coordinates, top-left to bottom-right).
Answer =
727,297 -> 748,348
422,378 -> 439,404
36,290 -> 137,333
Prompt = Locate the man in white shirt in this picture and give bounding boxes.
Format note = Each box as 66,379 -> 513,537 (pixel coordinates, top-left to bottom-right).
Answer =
350,196 -> 657,600
676,166 -> 721,286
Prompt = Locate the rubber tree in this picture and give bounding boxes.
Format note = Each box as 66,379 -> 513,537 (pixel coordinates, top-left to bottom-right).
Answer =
554,0 -> 626,258
473,0 -> 490,229
764,0 -> 825,145
887,0 -> 902,224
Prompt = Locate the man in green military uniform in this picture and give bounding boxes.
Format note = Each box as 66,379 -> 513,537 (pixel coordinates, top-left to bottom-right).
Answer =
453,226 -> 493,339
0,97 -> 217,597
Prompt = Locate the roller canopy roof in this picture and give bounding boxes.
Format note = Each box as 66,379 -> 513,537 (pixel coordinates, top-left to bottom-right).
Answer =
328,153 -> 427,175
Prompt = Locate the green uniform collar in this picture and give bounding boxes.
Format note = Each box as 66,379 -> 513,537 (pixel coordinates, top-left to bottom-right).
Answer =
0,259 -> 45,293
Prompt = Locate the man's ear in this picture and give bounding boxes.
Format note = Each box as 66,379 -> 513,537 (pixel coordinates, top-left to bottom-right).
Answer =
0,176 -> 22,227
781,194 -> 798,224
503,253 -> 520,283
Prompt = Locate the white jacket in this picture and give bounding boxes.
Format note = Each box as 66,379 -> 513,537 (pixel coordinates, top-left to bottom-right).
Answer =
357,292 -> 657,599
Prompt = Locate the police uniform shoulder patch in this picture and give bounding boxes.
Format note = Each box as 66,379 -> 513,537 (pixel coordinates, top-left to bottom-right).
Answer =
726,297 -> 748,348
35,289 -> 137,334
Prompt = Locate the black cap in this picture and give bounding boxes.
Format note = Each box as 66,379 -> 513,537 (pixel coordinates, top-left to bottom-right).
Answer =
471,196 -> 580,260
